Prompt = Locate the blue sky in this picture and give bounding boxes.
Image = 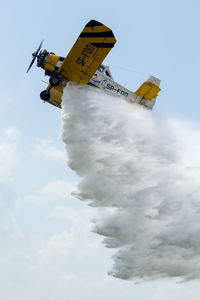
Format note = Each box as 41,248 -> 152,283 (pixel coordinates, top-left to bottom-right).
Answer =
1,0 -> 200,299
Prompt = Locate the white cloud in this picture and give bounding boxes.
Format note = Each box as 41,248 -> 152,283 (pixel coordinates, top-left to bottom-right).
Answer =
0,141 -> 19,182
33,203 -> 106,271
36,231 -> 73,268
151,281 -> 200,300
0,128 -> 21,239
46,205 -> 79,221
32,139 -> 65,161
0,248 -> 30,265
4,126 -> 21,141
2,214 -> 24,240
25,180 -> 73,205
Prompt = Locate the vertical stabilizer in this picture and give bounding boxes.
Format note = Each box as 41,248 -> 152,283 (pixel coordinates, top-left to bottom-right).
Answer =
134,76 -> 161,109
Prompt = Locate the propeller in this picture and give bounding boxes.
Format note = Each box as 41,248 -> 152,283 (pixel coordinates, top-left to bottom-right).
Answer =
27,40 -> 43,73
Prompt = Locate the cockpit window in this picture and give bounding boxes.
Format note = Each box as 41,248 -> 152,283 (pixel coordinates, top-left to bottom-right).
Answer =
98,66 -> 104,73
105,70 -> 111,77
98,65 -> 113,79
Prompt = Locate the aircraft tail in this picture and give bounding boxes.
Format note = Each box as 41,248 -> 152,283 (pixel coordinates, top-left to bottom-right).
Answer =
134,76 -> 161,109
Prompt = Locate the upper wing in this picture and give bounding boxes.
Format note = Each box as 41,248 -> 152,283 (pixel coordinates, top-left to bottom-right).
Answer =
58,20 -> 116,84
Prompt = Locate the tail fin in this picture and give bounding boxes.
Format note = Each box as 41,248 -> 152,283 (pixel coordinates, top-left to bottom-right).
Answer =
134,76 -> 161,109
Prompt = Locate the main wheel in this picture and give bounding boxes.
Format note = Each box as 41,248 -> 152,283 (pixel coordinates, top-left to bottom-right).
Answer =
49,75 -> 60,86
40,90 -> 50,101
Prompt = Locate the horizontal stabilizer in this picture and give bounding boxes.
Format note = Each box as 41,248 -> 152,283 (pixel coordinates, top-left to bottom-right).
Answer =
133,76 -> 161,109
135,79 -> 161,101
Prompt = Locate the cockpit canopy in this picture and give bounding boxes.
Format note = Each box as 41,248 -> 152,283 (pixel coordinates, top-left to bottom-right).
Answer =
98,65 -> 113,80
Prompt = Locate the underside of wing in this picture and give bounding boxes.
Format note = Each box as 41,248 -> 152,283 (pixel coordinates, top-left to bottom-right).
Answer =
58,20 -> 116,84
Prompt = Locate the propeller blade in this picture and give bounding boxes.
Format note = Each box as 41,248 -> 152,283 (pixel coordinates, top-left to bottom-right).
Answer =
26,40 -> 43,73
36,40 -> 43,54
26,57 -> 35,73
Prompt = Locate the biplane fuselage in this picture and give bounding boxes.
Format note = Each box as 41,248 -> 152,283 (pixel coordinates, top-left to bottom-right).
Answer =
28,20 -> 161,109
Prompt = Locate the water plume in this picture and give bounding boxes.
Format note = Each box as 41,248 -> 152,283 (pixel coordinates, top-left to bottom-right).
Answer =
62,83 -> 200,281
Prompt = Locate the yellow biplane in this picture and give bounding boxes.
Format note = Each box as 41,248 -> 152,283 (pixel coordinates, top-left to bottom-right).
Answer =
27,20 -> 161,109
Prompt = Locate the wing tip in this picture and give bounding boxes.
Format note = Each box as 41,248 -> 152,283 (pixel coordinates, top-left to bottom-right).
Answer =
86,20 -> 103,27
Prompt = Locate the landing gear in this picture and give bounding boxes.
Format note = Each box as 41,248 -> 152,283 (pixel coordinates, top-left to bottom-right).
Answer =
49,75 -> 60,86
40,74 -> 60,103
40,90 -> 50,101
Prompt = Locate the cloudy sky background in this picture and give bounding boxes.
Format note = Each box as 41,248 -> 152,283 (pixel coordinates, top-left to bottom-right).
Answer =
1,0 -> 200,299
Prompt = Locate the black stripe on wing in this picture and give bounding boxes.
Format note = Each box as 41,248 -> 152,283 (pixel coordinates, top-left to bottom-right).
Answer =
79,31 -> 114,38
90,42 -> 115,48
